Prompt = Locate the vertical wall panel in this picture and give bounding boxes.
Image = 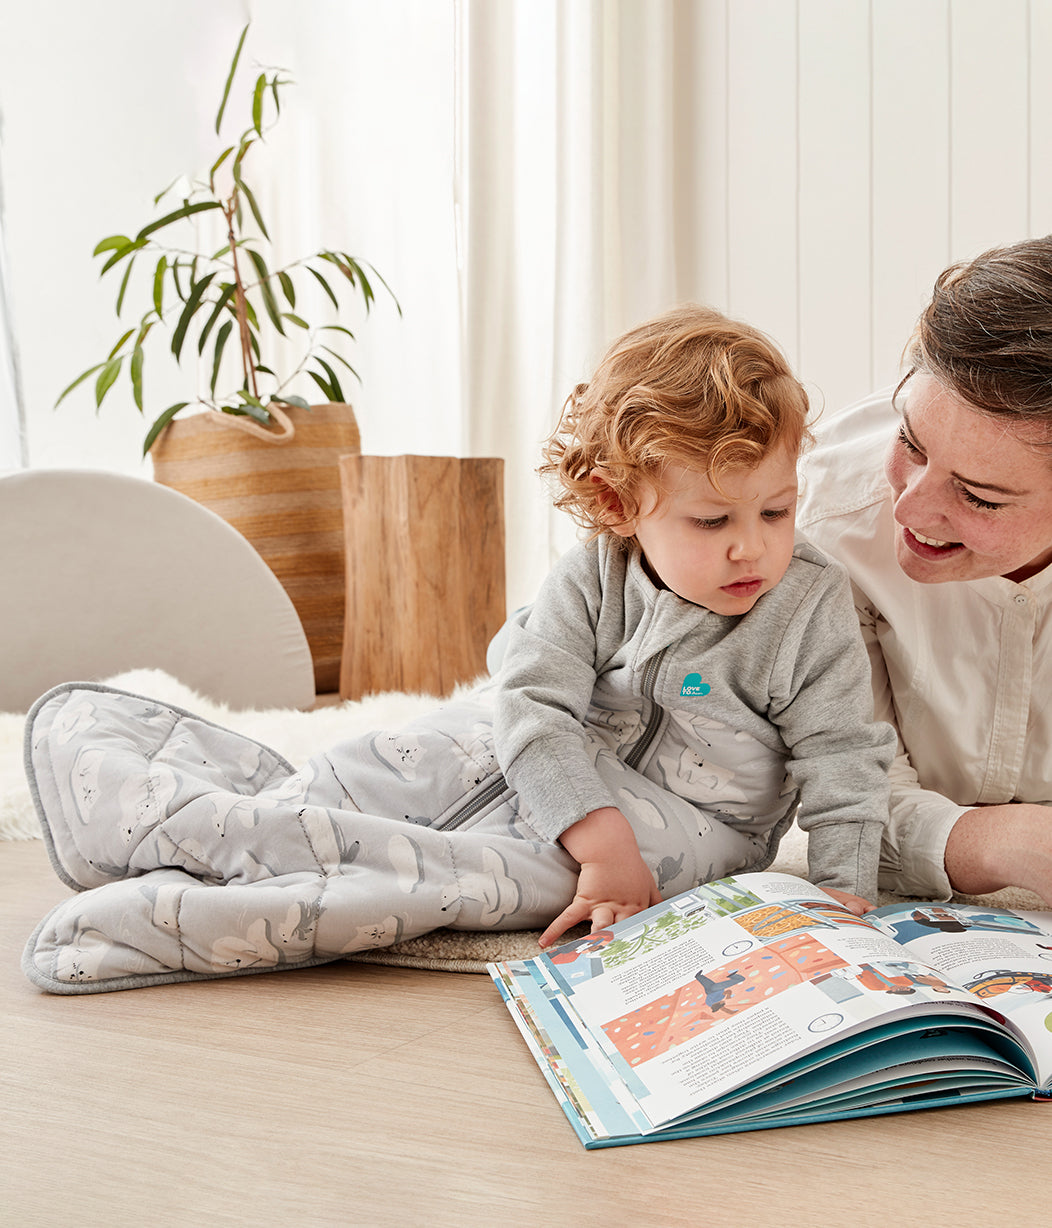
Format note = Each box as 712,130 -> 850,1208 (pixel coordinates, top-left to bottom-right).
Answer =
725,0 -> 800,367
797,0 -> 872,414
870,0 -> 951,395
950,0 -> 1030,256
615,1 -> 679,322
674,0 -> 729,308
1029,0 -> 1052,234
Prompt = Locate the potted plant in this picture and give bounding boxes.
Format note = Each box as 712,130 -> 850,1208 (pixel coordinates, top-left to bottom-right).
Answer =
56,23 -> 399,694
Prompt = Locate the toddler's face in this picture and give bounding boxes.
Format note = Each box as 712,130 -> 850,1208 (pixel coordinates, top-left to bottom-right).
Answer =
620,446 -> 798,615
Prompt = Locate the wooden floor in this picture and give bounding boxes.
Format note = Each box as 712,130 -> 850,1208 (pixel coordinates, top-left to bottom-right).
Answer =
4,836 -> 1050,1228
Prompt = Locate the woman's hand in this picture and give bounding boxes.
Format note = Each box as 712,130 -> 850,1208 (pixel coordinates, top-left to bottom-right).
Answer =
539,807 -> 662,949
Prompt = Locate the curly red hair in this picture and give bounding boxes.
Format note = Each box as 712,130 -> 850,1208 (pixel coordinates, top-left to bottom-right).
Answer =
541,304 -> 811,537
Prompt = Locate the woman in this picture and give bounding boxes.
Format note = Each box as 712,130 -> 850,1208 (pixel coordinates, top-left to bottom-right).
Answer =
798,235 -> 1052,905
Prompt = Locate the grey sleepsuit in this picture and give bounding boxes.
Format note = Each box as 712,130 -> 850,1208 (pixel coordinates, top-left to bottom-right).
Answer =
22,536 -> 893,992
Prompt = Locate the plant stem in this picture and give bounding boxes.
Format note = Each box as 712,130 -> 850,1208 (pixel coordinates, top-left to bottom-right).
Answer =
223,194 -> 258,399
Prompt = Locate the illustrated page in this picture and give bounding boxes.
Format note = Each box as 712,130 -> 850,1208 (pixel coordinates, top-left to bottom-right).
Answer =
869,900 -> 1052,1087
534,872 -> 996,1128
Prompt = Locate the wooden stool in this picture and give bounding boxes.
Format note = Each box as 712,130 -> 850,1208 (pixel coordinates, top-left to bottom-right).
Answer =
338,455 -> 506,699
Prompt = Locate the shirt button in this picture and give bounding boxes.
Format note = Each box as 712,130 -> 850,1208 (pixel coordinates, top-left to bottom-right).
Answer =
1014,593 -> 1028,605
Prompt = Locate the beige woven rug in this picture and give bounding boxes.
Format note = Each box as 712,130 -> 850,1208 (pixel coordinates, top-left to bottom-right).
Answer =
3,668 -> 1042,973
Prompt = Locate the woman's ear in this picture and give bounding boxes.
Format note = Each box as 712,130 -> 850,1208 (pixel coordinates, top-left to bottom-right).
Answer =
590,470 -> 636,537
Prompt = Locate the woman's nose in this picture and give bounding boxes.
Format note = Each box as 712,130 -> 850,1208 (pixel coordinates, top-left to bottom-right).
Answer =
893,463 -> 945,525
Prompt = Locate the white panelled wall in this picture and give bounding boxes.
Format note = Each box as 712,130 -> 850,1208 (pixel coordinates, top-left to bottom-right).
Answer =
688,0 -> 1052,419
1,1 -> 1050,613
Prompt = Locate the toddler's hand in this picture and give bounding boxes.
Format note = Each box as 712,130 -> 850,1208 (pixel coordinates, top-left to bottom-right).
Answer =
539,807 -> 662,948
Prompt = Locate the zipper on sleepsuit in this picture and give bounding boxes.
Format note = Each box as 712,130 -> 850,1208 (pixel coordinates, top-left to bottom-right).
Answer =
442,644 -> 669,830
624,645 -> 669,770
440,773 -> 509,831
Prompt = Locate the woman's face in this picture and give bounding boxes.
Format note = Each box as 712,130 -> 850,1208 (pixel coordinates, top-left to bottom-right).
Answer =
884,373 -> 1052,584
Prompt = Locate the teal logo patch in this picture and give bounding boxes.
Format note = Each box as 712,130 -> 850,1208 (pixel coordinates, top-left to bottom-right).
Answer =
680,672 -> 711,697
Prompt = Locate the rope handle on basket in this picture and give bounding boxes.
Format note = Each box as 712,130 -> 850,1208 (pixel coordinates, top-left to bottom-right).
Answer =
209,401 -> 296,443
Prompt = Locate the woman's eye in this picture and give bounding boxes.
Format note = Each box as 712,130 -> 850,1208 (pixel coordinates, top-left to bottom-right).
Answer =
960,487 -> 1005,512
898,426 -> 923,458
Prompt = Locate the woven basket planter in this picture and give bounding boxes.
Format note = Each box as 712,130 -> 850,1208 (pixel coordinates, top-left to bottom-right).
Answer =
151,402 -> 361,695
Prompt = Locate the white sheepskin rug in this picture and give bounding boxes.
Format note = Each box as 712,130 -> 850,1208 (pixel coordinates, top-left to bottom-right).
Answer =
1,669 -> 468,841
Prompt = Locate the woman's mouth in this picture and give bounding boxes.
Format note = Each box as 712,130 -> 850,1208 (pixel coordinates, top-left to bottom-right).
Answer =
903,527 -> 964,558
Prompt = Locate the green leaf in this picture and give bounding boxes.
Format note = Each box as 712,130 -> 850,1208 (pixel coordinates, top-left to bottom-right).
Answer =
106,329 -> 135,361
216,22 -> 249,134
358,259 -> 401,316
312,356 -> 345,403
93,234 -> 132,256
245,248 -> 285,334
152,256 -> 168,316
95,356 -> 122,407
100,239 -> 146,276
143,402 -> 189,456
197,283 -> 236,354
307,369 -> 336,401
349,259 -> 376,309
171,258 -> 186,302
209,146 -> 235,190
54,363 -> 105,407
322,251 -> 374,311
232,134 -> 253,182
235,401 -> 271,425
238,178 -> 270,241
210,320 -> 233,395
282,312 -> 309,329
233,390 -> 270,424
171,271 -> 217,360
251,72 -> 266,135
115,256 -> 136,316
320,323 -> 356,340
274,394 -> 310,410
135,200 -> 223,244
153,177 -> 180,206
320,344 -> 360,381
306,265 -> 339,309
130,344 -> 144,411
277,270 -> 295,307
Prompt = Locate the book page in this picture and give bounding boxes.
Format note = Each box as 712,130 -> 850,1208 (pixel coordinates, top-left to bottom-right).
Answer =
868,901 -> 1052,1087
529,872 -> 996,1128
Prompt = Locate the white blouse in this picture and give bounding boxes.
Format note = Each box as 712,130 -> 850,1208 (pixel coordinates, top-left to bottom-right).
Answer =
798,389 -> 1052,897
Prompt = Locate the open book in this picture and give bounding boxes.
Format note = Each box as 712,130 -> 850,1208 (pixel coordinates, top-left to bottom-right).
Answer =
487,871 -> 1052,1148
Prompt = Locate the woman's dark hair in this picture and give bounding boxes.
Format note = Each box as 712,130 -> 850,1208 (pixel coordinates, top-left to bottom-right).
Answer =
902,235 -> 1052,432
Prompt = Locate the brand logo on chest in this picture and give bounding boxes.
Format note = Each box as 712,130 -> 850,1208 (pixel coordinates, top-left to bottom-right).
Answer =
680,672 -> 711,697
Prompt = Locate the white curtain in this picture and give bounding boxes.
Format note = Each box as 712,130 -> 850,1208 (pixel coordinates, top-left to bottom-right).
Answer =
0,149 -> 27,472
455,0 -> 703,608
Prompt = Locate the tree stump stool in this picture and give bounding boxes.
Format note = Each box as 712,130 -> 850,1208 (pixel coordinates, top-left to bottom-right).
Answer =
338,454 -> 506,699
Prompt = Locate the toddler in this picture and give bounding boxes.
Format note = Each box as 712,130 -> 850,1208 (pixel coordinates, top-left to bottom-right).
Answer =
494,303 -> 894,946
24,304 -> 894,992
